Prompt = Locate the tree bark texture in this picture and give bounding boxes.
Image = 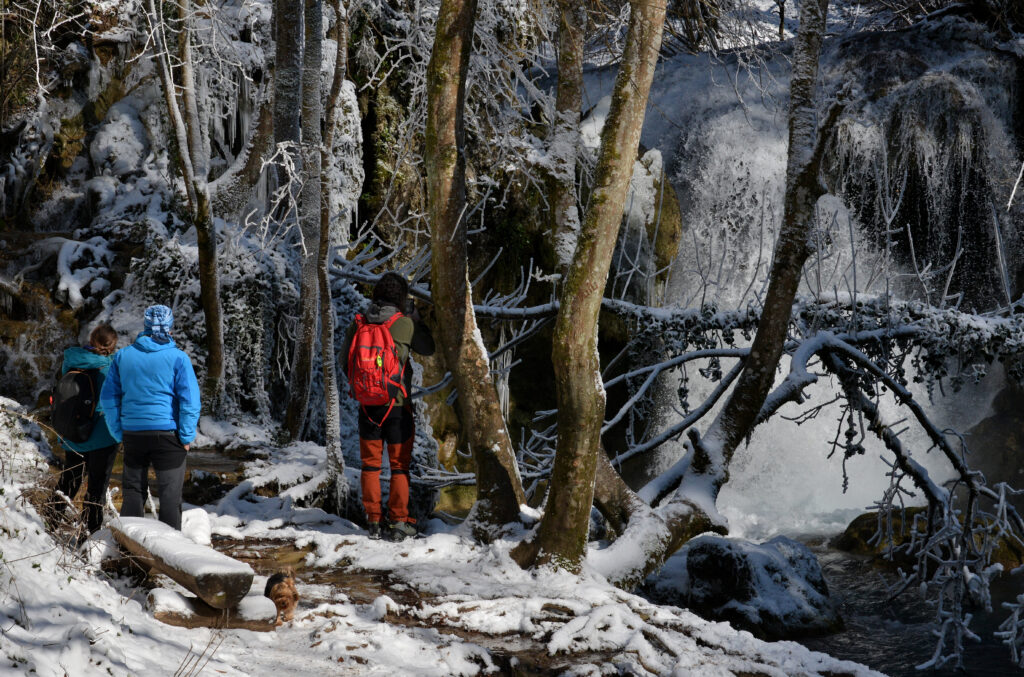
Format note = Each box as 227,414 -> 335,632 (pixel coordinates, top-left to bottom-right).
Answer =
193,187 -> 225,408
547,0 -> 585,275
513,0 -> 666,572
273,0 -> 303,170
284,0 -> 324,440
425,0 -> 526,536
320,0 -> 349,511
272,0 -> 304,245
149,0 -> 224,407
587,0 -> 831,588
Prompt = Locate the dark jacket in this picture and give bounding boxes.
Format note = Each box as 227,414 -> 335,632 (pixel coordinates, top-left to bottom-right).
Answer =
60,346 -> 118,452
343,303 -> 435,407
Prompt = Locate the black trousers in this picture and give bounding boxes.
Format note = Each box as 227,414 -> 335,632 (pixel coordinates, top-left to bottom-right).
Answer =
121,431 -> 187,530
54,444 -> 118,533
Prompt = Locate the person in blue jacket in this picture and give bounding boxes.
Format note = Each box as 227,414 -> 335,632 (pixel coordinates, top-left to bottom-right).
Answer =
99,305 -> 201,530
49,323 -> 120,534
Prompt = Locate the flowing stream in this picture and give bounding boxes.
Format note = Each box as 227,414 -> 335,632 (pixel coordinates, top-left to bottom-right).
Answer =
800,545 -> 1020,676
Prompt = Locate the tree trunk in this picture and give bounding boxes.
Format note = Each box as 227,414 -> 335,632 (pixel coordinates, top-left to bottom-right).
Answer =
590,0 -> 833,589
512,0 -> 667,572
149,0 -> 224,406
193,187 -> 225,408
110,517 -> 253,610
683,0 -> 831,497
547,0 -> 585,275
284,0 -> 323,440
273,0 -> 304,175
425,0 -> 526,537
320,0 -> 349,512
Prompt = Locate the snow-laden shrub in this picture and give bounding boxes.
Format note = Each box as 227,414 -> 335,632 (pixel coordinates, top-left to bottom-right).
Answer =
89,99 -> 149,178
114,224 -> 297,422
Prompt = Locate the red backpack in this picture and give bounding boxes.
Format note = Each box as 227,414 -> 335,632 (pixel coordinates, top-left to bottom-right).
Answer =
347,312 -> 407,422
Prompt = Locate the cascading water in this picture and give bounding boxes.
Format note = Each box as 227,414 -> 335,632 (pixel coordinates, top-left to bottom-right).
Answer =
617,14 -> 1024,538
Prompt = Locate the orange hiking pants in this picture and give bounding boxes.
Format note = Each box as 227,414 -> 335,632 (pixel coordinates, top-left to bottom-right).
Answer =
358,403 -> 415,523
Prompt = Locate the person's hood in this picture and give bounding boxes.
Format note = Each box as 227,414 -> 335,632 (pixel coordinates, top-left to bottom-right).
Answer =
364,303 -> 402,324
132,333 -> 178,353
63,346 -> 112,370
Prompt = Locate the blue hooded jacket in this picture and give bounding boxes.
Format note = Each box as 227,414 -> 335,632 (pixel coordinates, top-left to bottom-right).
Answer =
60,346 -> 118,453
99,334 -> 202,445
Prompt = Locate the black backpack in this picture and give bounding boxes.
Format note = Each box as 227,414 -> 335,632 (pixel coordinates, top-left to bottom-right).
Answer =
51,368 -> 100,443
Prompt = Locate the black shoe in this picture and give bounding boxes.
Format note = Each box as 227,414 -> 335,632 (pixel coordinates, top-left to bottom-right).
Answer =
367,522 -> 383,540
389,521 -> 417,541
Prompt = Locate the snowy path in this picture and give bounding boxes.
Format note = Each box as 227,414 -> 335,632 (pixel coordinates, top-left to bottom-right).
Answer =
0,400 -> 883,676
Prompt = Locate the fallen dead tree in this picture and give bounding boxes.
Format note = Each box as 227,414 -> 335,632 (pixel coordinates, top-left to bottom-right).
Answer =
109,517 -> 255,611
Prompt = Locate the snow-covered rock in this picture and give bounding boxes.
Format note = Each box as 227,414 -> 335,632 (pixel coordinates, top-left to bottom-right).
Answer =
643,534 -> 842,640
90,99 -> 149,178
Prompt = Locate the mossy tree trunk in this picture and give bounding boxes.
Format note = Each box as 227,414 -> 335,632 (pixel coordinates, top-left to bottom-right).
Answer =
512,0 -> 667,572
546,0 -> 586,275
590,0 -> 834,589
320,0 -> 349,511
285,0 -> 323,440
148,0 -> 224,407
425,0 -> 526,537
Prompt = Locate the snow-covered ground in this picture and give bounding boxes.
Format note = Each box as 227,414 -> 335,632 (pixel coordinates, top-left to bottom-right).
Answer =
0,397 -> 881,676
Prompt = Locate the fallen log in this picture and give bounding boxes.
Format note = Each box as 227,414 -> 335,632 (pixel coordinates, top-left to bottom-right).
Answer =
110,516 -> 254,609
148,589 -> 277,631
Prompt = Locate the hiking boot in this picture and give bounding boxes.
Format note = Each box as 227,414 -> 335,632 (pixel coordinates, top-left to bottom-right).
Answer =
389,521 -> 417,541
367,521 -> 383,540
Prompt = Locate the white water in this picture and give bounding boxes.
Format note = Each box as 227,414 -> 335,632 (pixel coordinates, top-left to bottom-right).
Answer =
589,17 -> 1022,538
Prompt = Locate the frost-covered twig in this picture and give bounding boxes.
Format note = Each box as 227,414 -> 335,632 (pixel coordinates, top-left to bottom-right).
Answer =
1009,160 -> 1024,211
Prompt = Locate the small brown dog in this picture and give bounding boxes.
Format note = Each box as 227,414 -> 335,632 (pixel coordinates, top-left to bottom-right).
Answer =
264,569 -> 300,626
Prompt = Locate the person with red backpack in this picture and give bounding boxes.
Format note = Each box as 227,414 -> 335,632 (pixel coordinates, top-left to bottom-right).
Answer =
343,272 -> 434,541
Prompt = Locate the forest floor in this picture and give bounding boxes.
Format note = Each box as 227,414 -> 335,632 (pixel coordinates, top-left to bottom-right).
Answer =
0,399 -> 885,676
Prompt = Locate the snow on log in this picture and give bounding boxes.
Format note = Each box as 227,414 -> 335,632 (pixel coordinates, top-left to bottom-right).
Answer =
110,517 -> 254,609
148,589 -> 277,632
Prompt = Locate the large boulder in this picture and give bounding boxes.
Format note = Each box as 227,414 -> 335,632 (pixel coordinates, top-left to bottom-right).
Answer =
642,534 -> 842,640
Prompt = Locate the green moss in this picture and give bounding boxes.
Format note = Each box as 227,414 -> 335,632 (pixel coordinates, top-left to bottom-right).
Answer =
53,115 -> 85,170
83,75 -> 125,127
835,507 -> 1024,571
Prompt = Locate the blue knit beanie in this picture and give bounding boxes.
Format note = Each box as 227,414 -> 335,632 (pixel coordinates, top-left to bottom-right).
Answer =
144,304 -> 174,338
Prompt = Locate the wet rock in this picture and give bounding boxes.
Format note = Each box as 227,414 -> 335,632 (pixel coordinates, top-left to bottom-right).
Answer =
832,507 -> 925,558
834,507 -> 1024,570
642,534 -> 842,640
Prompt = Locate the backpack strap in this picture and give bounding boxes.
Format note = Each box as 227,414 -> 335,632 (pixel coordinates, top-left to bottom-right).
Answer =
65,367 -> 100,418
385,312 -> 408,399
380,311 -> 404,329
361,399 -> 396,429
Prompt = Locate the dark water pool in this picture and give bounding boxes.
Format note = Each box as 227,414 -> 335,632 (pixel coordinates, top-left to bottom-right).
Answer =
800,548 -> 1023,676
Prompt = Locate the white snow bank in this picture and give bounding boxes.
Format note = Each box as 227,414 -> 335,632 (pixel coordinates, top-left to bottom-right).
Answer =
196,416 -> 272,448
90,99 -> 149,178
182,507 -> 213,546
